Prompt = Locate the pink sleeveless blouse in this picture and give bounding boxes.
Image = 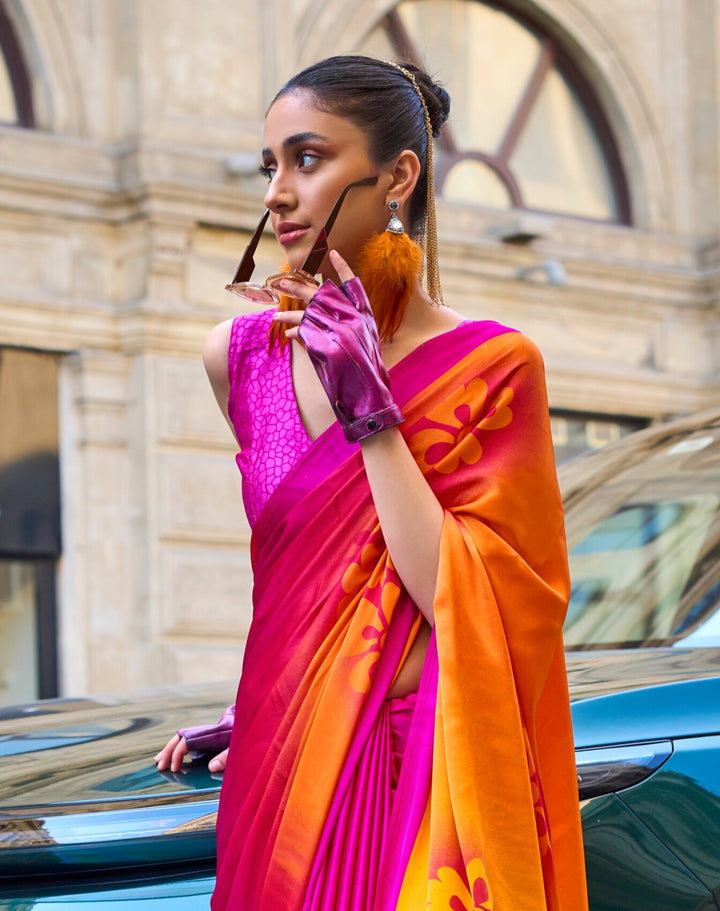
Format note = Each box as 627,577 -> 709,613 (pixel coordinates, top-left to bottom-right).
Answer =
227,310 -> 313,528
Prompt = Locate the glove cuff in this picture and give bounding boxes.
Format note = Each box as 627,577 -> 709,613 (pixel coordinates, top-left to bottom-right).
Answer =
343,403 -> 405,443
178,705 -> 234,753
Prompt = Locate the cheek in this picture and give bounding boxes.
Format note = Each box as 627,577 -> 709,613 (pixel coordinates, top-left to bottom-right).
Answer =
331,223 -> 374,267
336,201 -> 387,254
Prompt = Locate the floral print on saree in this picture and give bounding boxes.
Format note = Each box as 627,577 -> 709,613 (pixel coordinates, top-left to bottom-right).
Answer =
212,320 -> 588,911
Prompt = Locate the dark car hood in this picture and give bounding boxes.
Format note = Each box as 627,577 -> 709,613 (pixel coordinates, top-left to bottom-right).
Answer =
0,681 -> 235,878
3,650 -> 720,875
568,647 -> 720,748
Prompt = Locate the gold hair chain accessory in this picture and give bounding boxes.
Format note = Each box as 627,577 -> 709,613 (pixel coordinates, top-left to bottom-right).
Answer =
387,62 -> 444,306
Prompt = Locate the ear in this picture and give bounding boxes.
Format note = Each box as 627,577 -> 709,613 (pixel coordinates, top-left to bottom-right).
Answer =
384,150 -> 421,212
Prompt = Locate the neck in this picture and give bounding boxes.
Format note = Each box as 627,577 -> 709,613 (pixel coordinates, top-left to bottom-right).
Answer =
401,281 -> 438,329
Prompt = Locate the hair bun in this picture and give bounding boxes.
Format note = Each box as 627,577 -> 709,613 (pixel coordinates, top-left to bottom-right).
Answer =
401,63 -> 451,137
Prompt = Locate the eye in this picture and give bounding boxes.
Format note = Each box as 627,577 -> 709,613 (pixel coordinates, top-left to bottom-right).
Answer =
259,164 -> 275,181
297,151 -> 319,169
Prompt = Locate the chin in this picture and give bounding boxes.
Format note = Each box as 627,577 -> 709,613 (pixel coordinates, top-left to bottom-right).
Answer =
283,248 -> 311,273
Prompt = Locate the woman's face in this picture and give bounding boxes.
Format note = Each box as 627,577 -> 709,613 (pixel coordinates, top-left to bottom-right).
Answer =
261,91 -> 390,278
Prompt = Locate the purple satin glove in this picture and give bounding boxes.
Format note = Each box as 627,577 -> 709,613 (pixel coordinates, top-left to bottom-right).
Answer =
178,704 -> 234,753
298,277 -> 404,443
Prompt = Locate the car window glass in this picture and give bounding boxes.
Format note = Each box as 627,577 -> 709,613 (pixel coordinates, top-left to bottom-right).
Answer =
563,425 -> 720,649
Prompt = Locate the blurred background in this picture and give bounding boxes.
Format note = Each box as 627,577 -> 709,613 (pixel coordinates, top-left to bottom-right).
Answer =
0,0 -> 717,706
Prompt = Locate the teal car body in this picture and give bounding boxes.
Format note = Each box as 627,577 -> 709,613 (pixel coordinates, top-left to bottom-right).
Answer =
2,407 -> 720,908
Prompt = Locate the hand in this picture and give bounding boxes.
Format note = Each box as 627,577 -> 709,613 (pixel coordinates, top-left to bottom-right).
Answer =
273,249 -> 356,338
274,250 -> 404,444
155,733 -> 229,773
155,703 -> 234,773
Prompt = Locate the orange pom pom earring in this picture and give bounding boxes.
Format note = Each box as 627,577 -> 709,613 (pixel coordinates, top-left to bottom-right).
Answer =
356,200 -> 423,342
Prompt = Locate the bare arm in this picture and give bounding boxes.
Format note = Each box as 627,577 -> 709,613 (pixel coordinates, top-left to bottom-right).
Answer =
360,429 -> 442,623
202,317 -> 235,437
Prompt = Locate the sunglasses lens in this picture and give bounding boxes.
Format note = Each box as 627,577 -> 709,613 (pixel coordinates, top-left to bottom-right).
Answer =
225,282 -> 279,305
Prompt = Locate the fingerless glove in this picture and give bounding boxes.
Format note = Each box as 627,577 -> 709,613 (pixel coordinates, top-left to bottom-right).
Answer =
178,704 -> 234,753
298,277 -> 404,443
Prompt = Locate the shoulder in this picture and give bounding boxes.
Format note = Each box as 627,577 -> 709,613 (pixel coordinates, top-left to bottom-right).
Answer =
202,310 -> 276,381
464,320 -> 545,369
202,318 -> 234,386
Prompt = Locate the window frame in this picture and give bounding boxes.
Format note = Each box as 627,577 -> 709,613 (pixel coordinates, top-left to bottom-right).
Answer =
380,0 -> 631,225
0,3 -> 33,127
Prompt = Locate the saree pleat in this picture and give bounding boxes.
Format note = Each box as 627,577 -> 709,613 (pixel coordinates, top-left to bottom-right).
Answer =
306,701 -> 391,910
303,691 -> 420,911
212,320 -> 588,911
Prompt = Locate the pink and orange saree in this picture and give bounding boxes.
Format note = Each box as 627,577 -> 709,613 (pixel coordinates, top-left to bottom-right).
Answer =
213,320 -> 588,910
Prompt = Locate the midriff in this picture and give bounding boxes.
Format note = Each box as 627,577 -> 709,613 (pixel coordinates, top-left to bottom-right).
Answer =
386,620 -> 432,700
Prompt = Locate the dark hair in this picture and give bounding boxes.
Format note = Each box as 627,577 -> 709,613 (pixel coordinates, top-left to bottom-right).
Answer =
272,56 -> 450,237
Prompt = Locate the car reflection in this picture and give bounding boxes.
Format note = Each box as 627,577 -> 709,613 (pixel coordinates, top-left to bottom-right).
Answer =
562,416 -> 720,651
0,719 -> 152,758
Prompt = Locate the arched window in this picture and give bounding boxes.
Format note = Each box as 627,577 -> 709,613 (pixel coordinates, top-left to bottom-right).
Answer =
0,4 -> 33,126
360,1 -> 630,223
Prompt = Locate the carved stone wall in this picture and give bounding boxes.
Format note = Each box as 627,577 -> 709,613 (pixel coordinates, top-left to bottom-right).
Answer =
0,0 -> 717,695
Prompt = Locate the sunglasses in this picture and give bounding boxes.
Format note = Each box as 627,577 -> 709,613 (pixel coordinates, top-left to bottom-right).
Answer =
225,175 -> 378,304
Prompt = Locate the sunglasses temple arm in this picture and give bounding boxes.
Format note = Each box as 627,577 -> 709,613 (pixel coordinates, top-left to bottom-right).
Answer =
301,176 -> 378,277
231,209 -> 271,284
301,195 -> 346,277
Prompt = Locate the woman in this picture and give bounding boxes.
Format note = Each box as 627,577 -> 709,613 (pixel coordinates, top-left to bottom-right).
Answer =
156,55 -> 587,911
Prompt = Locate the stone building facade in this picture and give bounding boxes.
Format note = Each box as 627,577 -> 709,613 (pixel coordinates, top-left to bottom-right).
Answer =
0,0 -> 718,703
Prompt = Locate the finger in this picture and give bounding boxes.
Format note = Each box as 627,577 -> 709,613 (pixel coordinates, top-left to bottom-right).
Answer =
155,734 -> 180,769
170,737 -> 189,773
208,748 -> 229,772
272,310 -> 303,325
329,249 -> 355,284
276,279 -> 316,303
339,276 -> 375,325
303,281 -> 359,324
285,327 -> 301,341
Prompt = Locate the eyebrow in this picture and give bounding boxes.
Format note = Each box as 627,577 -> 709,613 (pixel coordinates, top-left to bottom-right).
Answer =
262,132 -> 331,160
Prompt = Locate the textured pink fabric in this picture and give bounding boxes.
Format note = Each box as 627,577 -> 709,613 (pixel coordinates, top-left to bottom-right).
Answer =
228,310 -> 312,527
304,693 -> 417,911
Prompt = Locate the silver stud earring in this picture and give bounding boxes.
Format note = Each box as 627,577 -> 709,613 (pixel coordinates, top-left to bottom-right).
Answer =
385,200 -> 404,235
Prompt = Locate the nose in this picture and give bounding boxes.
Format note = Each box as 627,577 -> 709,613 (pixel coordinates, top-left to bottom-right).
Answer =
263,167 -> 297,213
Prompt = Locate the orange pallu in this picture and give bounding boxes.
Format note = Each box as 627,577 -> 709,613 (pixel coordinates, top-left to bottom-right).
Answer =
212,320 -> 588,910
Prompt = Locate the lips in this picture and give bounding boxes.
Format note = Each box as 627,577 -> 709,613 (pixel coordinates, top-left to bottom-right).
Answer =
277,222 -> 310,246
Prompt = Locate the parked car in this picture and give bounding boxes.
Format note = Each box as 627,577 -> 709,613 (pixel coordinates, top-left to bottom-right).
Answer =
1,407 -> 720,909
564,406 -> 720,911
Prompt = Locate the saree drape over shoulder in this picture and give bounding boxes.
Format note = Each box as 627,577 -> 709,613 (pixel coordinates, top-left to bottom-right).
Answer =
212,320 -> 588,911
